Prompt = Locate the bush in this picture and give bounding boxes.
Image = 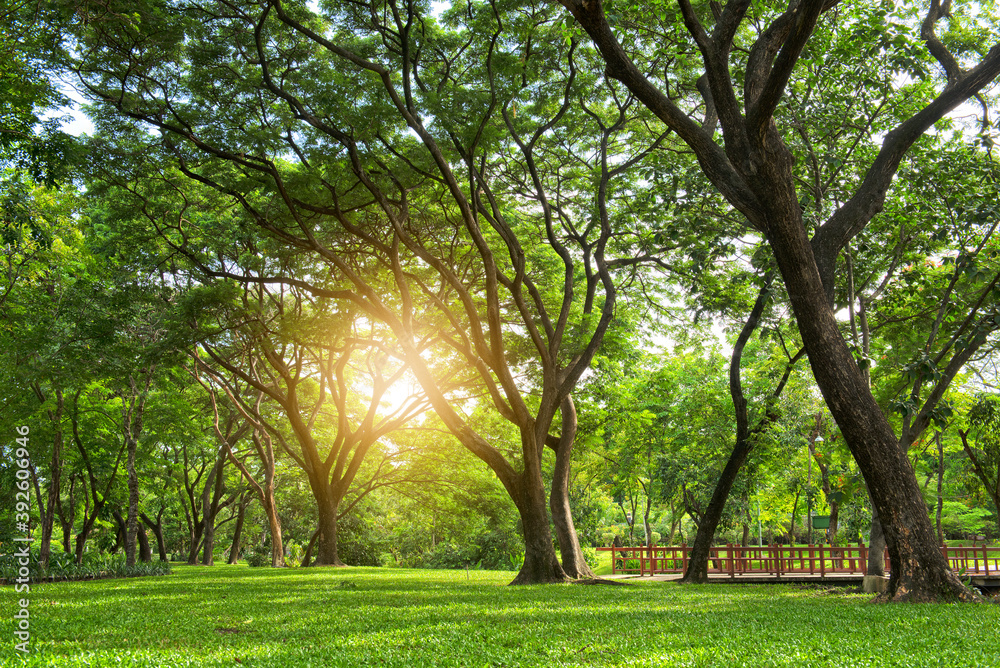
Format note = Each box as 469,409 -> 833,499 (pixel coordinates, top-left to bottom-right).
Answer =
284,541 -> 304,567
0,549 -> 172,583
338,513 -> 384,567
477,528 -> 523,570
244,548 -> 271,567
423,543 -> 477,569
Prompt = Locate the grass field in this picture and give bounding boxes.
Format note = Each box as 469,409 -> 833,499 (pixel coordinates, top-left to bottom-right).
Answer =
2,565 -> 999,667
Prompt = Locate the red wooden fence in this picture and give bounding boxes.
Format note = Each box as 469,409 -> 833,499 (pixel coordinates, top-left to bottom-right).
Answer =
597,543 -> 1000,578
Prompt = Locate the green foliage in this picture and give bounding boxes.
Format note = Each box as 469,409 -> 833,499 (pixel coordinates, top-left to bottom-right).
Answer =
242,549 -> 270,568
939,501 -> 993,538
421,543 -> 477,570
337,511 -> 384,568
0,0 -> 76,187
476,527 -> 524,571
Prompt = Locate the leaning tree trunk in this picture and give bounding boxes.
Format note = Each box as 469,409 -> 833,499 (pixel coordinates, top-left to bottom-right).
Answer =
682,440 -> 752,583
301,530 -> 320,568
764,185 -> 974,601
683,281 -> 774,583
549,397 -> 594,579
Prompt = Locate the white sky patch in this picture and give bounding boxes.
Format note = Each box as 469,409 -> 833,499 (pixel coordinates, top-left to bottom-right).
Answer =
46,82 -> 94,137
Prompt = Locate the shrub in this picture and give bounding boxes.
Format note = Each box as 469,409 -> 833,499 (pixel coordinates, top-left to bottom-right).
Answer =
338,513 -> 384,567
423,543 -> 477,569
477,528 -> 523,570
244,548 -> 271,567
0,549 -> 171,583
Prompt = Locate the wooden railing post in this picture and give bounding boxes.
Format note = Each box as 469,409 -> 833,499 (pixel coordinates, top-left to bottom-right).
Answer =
984,545 -> 990,576
728,544 -> 735,578
681,542 -> 688,576
819,543 -> 825,577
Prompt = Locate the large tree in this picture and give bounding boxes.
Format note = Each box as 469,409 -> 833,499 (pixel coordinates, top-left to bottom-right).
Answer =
559,0 -> 1000,600
69,0 -> 687,582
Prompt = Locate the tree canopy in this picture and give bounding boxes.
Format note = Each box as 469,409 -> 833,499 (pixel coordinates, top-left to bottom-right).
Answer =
4,0 -> 1000,602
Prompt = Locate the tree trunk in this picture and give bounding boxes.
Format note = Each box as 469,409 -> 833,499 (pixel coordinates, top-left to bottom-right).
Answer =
788,487 -> 800,545
39,390 -> 64,571
228,494 -> 250,565
301,529 -> 320,568
57,473 -> 76,555
936,433 -> 945,545
265,494 -> 285,568
75,485 -> 97,565
187,523 -> 204,565
762,188 -> 974,600
74,523 -> 91,565
682,440 -> 752,583
312,491 -> 344,567
122,376 -> 151,569
549,396 -> 594,579
682,281 -> 781,583
138,525 -> 152,562
141,511 -> 168,562
867,502 -> 886,577
125,436 -> 139,567
643,498 -> 653,547
200,448 -> 229,566
511,473 -> 568,584
201,516 -> 216,565
60,516 -> 73,554
112,508 -> 127,554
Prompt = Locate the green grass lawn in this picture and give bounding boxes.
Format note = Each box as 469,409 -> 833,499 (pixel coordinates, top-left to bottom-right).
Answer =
2,565 -> 998,667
